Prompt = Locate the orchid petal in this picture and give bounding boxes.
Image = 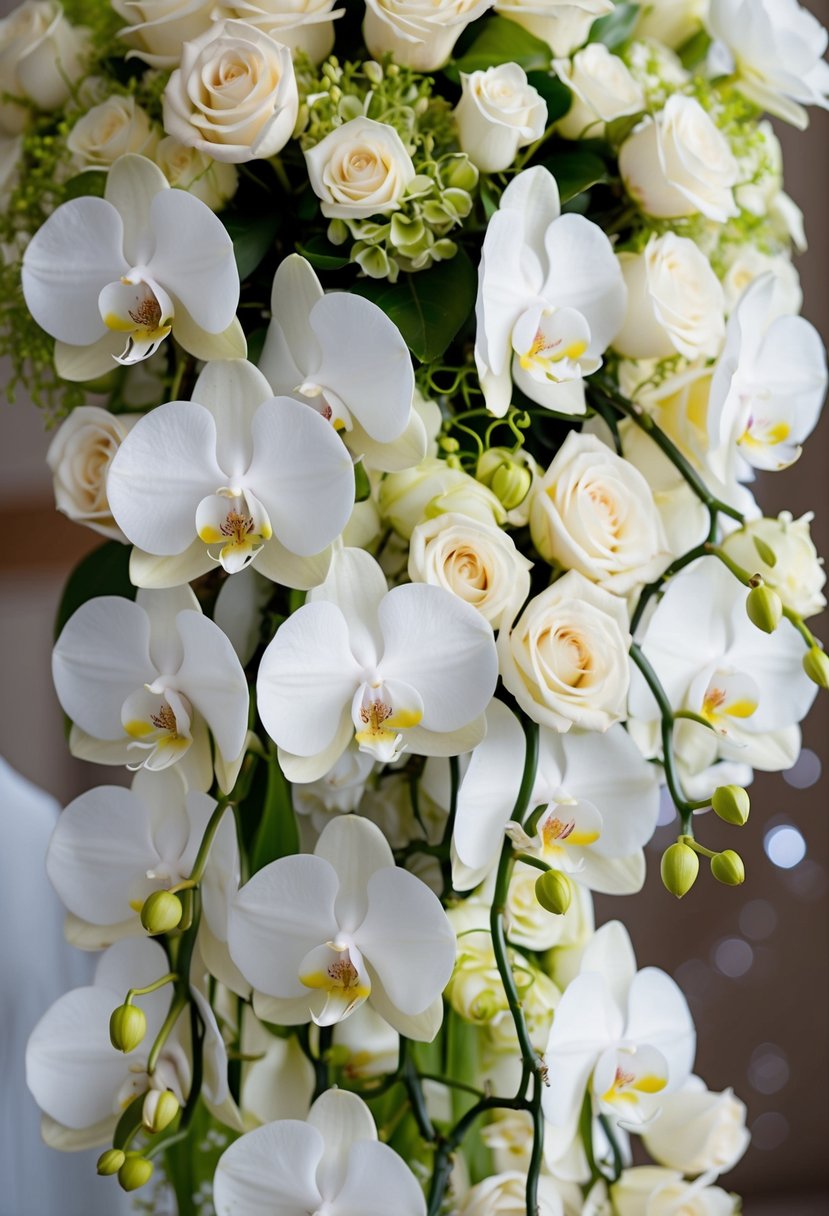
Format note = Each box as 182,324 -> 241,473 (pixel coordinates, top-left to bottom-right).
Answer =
625,968 -> 696,1088
329,1139 -> 426,1216
104,153 -> 168,266
268,254 -> 325,377
138,584 -> 199,673
311,547 -> 388,668
366,973 -> 444,1042
307,1089 -> 377,1199
277,710 -> 354,784
580,921 -> 638,1011
214,1120 -> 324,1216
172,311 -> 248,363
130,542 -> 214,590
542,214 -> 627,353
453,698 -> 524,883
314,816 -> 394,934
349,407 -> 428,472
255,534 -> 334,590
146,189 -> 239,333
543,971 -> 624,1131
54,332 -> 124,382
560,726 -> 660,857
172,610 -> 249,764
190,358 -> 273,475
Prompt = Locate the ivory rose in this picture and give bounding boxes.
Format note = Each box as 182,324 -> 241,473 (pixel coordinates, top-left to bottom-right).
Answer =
305,116 -> 416,219
47,406 -> 138,541
0,0 -> 88,135
611,1167 -> 736,1216
222,0 -> 344,64
363,0 -> 494,72
720,512 -> 826,618
454,63 -> 547,174
497,569 -> 631,731
554,43 -> 645,140
495,0 -> 613,56
67,96 -> 159,168
163,20 -> 299,163
153,134 -> 239,210
642,1076 -> 750,1175
458,1171 -> 572,1216
379,459 -> 506,539
112,0 -> 214,69
635,0 -> 707,47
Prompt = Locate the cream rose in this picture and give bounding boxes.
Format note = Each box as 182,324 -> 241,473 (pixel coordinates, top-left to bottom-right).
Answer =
363,0 -> 494,72
611,1167 -> 736,1216
454,63 -> 547,174
0,1 -> 88,135
304,116 -> 416,219
153,134 -> 239,210
721,247 -> 801,317
721,512 -> 826,618
67,96 -> 159,169
635,0 -> 707,48
613,233 -> 726,361
379,459 -> 506,538
408,512 -> 533,630
642,1077 -> 750,1176
112,0 -> 214,69
506,860 -> 593,952
495,0 -> 613,56
529,432 -> 669,593
619,95 -> 739,223
163,20 -> 299,163
459,1171 -> 572,1216
46,406 -> 138,541
498,569 -> 631,732
221,0 -> 343,65
554,43 -> 645,140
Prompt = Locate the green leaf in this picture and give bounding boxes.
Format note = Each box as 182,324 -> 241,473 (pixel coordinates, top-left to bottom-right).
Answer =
250,755 -> 299,874
526,71 -> 572,124
62,170 -> 106,201
353,250 -> 477,363
295,234 -> 351,271
113,1094 -> 145,1151
222,213 -> 280,280
449,16 -> 552,77
55,540 -> 135,639
354,461 -> 371,502
541,149 -> 609,202
677,27 -> 712,70
588,1 -> 640,50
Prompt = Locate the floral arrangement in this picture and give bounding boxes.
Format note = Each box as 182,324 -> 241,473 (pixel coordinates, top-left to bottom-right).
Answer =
5,0 -> 828,1212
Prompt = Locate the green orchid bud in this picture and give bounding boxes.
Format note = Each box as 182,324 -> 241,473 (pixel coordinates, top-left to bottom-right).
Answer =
711,849 -> 746,886
97,1149 -> 126,1176
803,645 -> 829,689
443,155 -> 479,192
142,1088 -> 180,1134
363,60 -> 384,84
439,435 -> 460,453
327,218 -> 348,246
746,583 -> 783,633
534,870 -> 573,915
661,842 -> 699,899
490,462 -> 532,511
118,1154 -> 154,1192
711,784 -> 750,826
140,890 -> 183,935
109,1003 -> 147,1054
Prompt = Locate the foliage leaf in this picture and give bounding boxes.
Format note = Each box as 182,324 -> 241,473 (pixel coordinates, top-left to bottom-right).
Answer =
449,16 -> 552,77
55,540 -> 134,639
295,234 -> 351,270
222,213 -> 280,280
113,1093 -> 145,1151
540,149 -> 609,202
353,249 -> 477,363
526,71 -> 572,124
62,170 -> 106,201
588,2 -> 640,50
250,754 -> 299,874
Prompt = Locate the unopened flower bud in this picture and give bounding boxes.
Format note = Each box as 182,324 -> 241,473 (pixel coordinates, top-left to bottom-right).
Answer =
142,1088 -> 180,1134
109,1003 -> 147,1053
803,645 -> 829,689
444,155 -> 479,192
746,583 -> 783,633
363,60 -> 384,84
490,462 -> 532,511
711,784 -> 750,826
97,1148 -> 126,1176
711,849 -> 746,886
753,535 -> 777,567
140,890 -> 183,935
118,1154 -> 154,1192
661,842 -> 699,898
534,869 -> 573,915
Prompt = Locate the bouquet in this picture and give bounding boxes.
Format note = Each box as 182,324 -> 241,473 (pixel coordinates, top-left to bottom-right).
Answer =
5,0 -> 827,1212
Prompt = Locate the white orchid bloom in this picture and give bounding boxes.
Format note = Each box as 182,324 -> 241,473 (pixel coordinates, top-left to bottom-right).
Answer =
451,699 -> 660,893
26,938 -> 230,1148
215,1088 -> 426,1216
475,165 -> 627,418
45,767 -> 237,949
260,254 -> 424,472
107,358 -> 355,589
256,547 -> 499,783
52,585 -> 249,793
21,154 -> 243,381
707,274 -> 827,480
543,922 -> 696,1143
629,557 -> 817,777
228,814 -> 456,1039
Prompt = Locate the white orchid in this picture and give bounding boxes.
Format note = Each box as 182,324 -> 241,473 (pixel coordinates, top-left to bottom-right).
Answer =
707,273 -> 827,480
215,1088 -> 426,1216
107,358 -> 355,589
52,585 -> 249,793
451,699 -> 660,892
21,154 -> 243,381
228,814 -> 456,1039
260,254 -> 425,472
475,165 -> 627,417
256,547 -> 499,783
543,922 -> 695,1143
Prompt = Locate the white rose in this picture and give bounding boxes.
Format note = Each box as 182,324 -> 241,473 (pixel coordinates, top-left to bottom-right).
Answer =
455,63 -> 547,174
721,512 -> 826,618
495,0 -> 613,56
0,0 -> 88,134
617,413 -> 710,559
363,0 -> 494,72
408,512 -> 533,630
635,0 -> 706,48
554,43 -> 644,140
458,1171 -> 570,1216
614,233 -> 726,361
221,0 -> 342,64
67,96 -> 159,169
498,569 -> 631,731
529,432 -> 669,593
611,1167 -> 737,1216
46,406 -> 138,541
619,95 -> 739,223
379,459 -> 506,538
112,0 -> 214,69
642,1077 -> 750,1175
506,860 -> 592,951
721,247 -> 801,317
163,20 -> 298,163
304,115 -> 416,219
153,134 -> 239,209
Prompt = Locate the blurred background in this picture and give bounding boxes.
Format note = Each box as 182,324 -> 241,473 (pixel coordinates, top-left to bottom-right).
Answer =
1,6 -> 827,1211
